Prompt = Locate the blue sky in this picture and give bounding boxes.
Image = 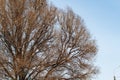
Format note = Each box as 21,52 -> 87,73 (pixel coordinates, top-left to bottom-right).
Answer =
49,0 -> 120,80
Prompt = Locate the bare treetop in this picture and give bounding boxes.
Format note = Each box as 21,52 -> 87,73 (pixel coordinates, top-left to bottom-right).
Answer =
0,0 -> 98,80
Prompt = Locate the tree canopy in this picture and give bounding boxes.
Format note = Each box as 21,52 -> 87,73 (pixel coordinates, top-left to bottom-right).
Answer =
0,0 -> 98,80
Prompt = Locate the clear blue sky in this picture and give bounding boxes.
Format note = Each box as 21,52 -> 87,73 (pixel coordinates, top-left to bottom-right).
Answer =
49,0 -> 120,80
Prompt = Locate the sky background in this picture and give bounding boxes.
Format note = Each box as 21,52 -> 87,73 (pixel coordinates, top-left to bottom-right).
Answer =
49,0 -> 120,80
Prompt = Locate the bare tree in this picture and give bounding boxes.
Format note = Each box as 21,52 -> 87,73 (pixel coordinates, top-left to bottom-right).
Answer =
0,0 -> 98,80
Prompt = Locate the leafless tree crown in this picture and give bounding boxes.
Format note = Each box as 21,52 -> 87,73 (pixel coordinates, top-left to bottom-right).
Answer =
0,0 -> 98,80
